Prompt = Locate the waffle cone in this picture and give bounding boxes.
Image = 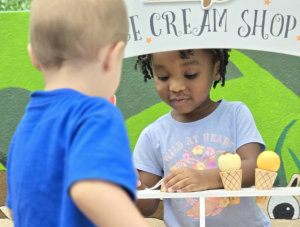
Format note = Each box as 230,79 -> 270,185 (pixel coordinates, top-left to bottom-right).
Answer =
219,169 -> 242,204
255,168 -> 277,204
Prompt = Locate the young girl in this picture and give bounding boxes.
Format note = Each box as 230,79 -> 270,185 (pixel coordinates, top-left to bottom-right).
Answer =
133,49 -> 270,227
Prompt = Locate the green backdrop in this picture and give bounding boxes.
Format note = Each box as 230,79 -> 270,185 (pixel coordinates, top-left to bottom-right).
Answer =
0,11 -> 299,186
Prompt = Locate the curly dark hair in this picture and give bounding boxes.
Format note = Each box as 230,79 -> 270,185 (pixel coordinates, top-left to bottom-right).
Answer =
135,49 -> 230,88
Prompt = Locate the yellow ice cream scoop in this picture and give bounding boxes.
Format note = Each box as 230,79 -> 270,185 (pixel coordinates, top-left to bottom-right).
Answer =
255,151 -> 280,204
257,150 -> 280,172
218,153 -> 241,172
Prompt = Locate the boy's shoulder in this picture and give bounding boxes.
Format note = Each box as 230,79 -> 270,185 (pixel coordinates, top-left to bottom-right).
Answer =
30,89 -> 119,118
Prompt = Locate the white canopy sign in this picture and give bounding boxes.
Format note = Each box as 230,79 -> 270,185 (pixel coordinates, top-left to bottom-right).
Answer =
124,0 -> 300,57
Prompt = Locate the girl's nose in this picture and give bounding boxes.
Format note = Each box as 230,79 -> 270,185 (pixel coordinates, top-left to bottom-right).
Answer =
169,78 -> 185,93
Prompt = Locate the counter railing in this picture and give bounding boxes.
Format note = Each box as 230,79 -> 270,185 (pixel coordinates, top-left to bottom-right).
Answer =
138,187 -> 300,227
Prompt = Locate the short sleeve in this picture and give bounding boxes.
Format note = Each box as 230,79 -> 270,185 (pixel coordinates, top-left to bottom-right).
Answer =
67,105 -> 137,200
133,127 -> 163,177
235,103 -> 265,151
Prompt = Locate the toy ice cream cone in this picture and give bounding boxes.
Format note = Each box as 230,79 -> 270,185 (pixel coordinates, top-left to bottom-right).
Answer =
219,169 -> 242,204
255,168 -> 277,203
218,153 -> 242,205
255,151 -> 280,204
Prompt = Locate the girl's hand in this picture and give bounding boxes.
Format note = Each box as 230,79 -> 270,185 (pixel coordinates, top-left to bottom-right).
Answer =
136,169 -> 162,190
162,167 -> 209,192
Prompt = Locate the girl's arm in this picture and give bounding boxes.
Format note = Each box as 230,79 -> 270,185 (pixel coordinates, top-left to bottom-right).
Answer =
70,180 -> 149,227
161,142 -> 261,192
236,142 -> 261,187
136,170 -> 161,216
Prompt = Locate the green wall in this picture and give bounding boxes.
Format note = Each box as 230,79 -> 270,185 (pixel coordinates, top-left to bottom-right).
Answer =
0,11 -> 299,185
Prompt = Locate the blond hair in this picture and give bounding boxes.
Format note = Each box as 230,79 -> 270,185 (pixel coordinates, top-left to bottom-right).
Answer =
29,0 -> 128,68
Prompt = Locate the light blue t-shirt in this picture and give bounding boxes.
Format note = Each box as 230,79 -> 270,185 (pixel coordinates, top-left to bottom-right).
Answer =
133,100 -> 270,227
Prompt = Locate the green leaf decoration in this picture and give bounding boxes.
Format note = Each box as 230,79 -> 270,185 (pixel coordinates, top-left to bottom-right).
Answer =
274,119 -> 298,186
0,162 -> 6,171
288,147 -> 300,172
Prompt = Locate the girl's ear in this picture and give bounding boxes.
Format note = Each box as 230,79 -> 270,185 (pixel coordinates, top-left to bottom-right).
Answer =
101,41 -> 125,73
27,43 -> 42,71
213,61 -> 221,81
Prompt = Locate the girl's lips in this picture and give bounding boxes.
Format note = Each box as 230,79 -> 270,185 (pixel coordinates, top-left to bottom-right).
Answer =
171,97 -> 189,101
170,97 -> 190,105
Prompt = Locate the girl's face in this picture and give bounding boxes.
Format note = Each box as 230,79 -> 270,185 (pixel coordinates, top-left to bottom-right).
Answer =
152,49 -> 220,122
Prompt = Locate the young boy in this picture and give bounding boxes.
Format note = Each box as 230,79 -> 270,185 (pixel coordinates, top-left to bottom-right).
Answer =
5,0 -> 148,226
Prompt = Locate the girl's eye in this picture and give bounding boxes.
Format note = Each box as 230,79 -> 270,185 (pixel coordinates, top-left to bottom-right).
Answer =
184,73 -> 198,79
157,76 -> 169,81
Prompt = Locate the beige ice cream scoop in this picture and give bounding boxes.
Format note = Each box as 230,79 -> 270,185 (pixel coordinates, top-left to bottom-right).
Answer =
218,153 -> 242,205
218,152 -> 242,171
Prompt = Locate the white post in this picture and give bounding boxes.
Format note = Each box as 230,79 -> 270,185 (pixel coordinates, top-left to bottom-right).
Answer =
199,197 -> 205,227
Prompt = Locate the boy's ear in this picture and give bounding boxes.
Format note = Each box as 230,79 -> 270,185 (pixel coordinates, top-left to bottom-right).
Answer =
101,41 -> 125,72
28,43 -> 42,71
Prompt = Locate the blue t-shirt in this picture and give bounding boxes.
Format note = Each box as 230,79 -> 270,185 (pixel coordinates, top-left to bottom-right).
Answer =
6,89 -> 137,227
133,100 -> 270,227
